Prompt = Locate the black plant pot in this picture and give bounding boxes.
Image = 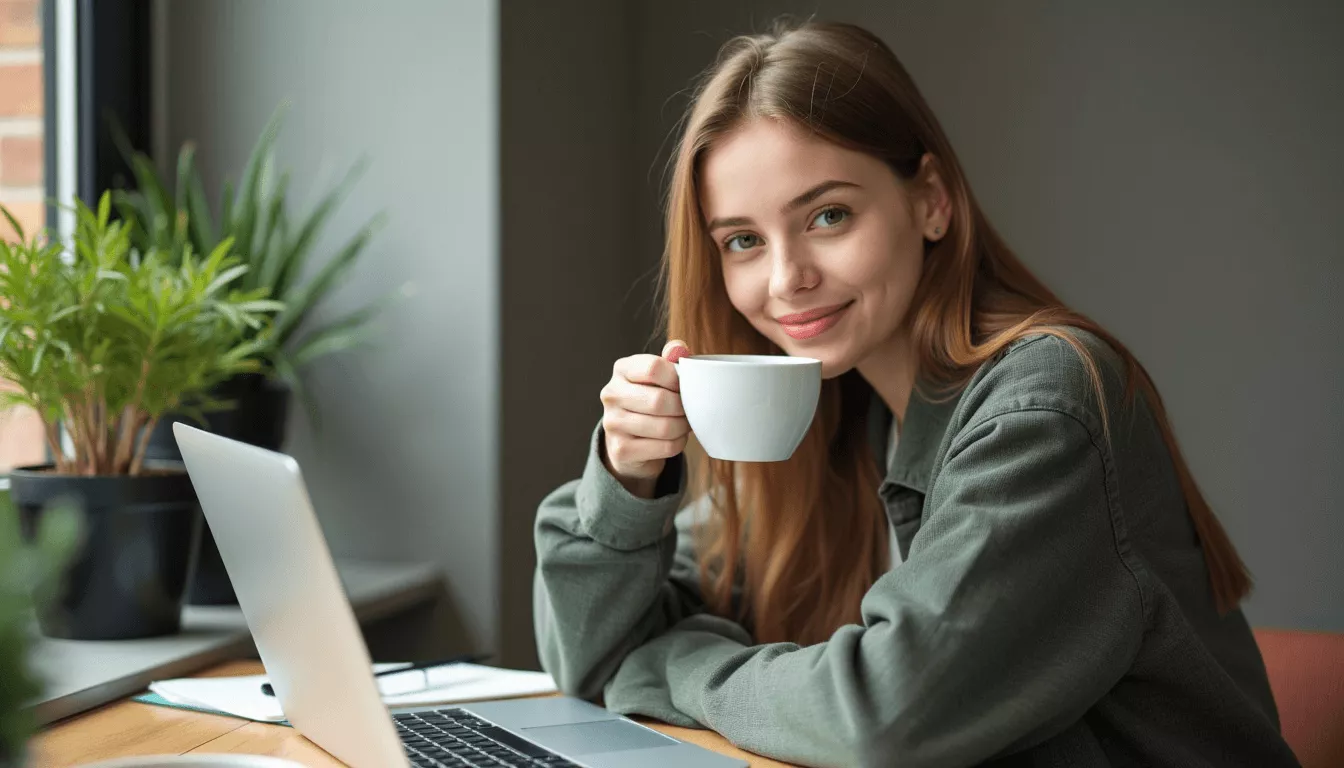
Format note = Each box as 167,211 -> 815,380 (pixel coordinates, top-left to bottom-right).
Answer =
145,373 -> 291,462
9,465 -> 202,640
144,373 -> 291,606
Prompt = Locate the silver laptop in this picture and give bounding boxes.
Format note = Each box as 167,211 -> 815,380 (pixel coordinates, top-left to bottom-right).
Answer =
173,423 -> 746,768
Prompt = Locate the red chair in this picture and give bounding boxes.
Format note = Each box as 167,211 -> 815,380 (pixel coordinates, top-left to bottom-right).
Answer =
1253,628 -> 1344,768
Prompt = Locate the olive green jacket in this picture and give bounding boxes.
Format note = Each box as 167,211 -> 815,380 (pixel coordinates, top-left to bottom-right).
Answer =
532,331 -> 1299,767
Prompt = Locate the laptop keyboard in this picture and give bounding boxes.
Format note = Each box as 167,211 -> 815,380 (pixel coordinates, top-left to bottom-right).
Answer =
393,709 -> 579,767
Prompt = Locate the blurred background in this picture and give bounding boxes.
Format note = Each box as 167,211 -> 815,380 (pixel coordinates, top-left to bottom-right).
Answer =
0,0 -> 1340,674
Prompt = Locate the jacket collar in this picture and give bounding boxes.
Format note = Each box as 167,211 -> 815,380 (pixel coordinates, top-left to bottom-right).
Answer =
865,383 -> 960,495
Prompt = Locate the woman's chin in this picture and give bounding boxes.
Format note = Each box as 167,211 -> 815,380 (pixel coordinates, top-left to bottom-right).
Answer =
820,360 -> 857,380
798,347 -> 857,379
775,337 -> 856,378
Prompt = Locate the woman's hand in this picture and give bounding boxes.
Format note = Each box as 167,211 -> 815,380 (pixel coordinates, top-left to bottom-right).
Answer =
599,340 -> 692,498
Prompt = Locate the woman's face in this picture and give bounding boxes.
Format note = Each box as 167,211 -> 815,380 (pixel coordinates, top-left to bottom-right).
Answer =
699,119 -> 948,378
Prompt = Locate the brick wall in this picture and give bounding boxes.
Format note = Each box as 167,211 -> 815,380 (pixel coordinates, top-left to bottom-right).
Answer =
0,0 -> 46,470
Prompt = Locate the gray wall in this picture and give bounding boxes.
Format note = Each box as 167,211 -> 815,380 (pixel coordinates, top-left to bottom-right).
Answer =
632,0 -> 1344,630
162,0 -> 500,652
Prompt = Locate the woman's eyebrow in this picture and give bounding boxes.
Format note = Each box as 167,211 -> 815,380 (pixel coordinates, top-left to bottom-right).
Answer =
706,179 -> 861,232
706,215 -> 752,232
782,180 -> 860,213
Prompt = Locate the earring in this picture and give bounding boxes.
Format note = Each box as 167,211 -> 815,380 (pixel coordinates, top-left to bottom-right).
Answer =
934,227 -> 942,236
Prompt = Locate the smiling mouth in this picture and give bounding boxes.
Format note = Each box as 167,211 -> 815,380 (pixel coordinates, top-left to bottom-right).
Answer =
776,301 -> 853,340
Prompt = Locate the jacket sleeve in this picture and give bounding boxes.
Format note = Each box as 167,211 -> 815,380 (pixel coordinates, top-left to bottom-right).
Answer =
533,423 -> 741,703
600,409 -> 1147,768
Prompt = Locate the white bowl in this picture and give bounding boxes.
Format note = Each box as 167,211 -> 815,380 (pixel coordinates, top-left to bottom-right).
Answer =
76,756 -> 306,768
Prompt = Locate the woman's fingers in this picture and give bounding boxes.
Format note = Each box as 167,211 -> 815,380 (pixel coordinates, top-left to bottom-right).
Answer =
613,354 -> 682,394
605,410 -> 690,441
600,376 -> 684,417
663,339 -> 691,363
604,433 -> 689,468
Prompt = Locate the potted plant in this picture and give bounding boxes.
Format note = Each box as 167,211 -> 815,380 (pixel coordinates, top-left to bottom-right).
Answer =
0,194 -> 281,639
0,490 -> 79,768
113,109 -> 389,605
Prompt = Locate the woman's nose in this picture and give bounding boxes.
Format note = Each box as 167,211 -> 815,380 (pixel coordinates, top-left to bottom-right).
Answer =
768,242 -> 819,299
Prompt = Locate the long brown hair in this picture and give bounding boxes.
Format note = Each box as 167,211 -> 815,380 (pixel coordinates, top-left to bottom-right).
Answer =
659,20 -> 1250,645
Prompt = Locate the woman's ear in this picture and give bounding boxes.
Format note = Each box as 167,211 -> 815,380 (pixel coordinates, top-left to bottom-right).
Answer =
916,153 -> 951,241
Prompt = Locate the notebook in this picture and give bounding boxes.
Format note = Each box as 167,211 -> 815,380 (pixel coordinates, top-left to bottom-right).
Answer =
132,691 -> 294,726
143,662 -> 558,724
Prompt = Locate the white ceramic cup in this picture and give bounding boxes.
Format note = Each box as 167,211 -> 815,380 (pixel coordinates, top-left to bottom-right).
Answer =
675,354 -> 822,462
75,756 -> 305,768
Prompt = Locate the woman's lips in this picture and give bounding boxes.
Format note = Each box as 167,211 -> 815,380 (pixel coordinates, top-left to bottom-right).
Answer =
777,301 -> 852,340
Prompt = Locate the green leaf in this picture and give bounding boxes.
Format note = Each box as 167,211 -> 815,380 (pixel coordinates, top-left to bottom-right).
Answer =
291,323 -> 374,368
29,338 -> 47,375
231,107 -> 286,263
202,235 -> 237,276
174,143 -> 196,219
106,304 -> 155,335
0,204 -> 25,243
172,141 -> 214,253
205,264 -> 250,297
128,153 -> 172,242
47,305 -> 80,324
274,212 -> 386,343
111,191 -> 155,251
220,335 -> 272,367
234,299 -> 286,314
272,157 -> 369,299
0,389 -> 35,411
289,291 -> 392,367
186,175 -> 215,258
254,172 -> 292,292
220,179 -> 235,237
238,108 -> 286,208
272,351 -> 318,430
96,190 -> 111,227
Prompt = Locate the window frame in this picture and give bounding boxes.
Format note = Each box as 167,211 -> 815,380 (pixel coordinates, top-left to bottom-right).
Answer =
18,0 -> 153,470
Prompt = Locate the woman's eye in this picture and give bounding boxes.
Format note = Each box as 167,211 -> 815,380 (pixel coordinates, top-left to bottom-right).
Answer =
725,233 -> 761,253
811,207 -> 848,229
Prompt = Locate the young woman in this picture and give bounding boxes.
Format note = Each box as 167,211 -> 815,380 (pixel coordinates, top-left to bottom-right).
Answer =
532,20 -> 1298,768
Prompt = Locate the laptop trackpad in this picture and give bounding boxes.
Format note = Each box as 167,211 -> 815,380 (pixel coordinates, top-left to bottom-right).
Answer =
522,719 -> 678,755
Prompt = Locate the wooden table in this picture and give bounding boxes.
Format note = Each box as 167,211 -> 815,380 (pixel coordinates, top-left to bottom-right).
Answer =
33,660 -> 797,768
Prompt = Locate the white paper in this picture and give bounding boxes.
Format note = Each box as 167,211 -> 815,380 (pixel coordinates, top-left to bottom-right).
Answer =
151,672 -> 288,722
148,663 -> 558,723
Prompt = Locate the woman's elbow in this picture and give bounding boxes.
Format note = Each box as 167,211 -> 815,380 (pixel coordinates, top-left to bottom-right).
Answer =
532,603 -> 608,700
536,640 -> 611,701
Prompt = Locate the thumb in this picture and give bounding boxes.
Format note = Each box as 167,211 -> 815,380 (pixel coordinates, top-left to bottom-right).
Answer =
662,339 -> 691,363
